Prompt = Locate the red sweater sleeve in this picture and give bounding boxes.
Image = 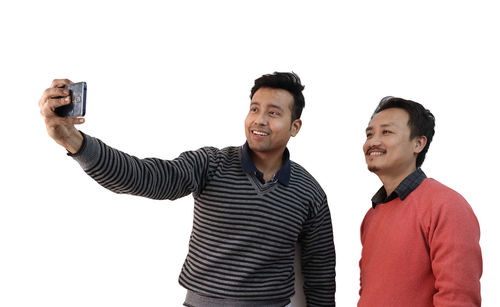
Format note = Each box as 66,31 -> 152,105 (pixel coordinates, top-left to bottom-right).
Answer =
427,185 -> 482,306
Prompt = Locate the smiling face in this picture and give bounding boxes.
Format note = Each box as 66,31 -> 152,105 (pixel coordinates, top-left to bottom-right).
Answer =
363,108 -> 427,179
245,87 -> 301,158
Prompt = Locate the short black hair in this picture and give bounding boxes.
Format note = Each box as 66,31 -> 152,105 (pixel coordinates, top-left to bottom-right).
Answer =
374,96 -> 436,168
250,72 -> 305,121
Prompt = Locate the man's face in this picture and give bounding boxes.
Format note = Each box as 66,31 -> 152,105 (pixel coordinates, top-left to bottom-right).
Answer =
363,108 -> 425,178
245,87 -> 301,156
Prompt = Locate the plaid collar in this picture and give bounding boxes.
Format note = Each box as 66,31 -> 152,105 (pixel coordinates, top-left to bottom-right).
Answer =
240,142 -> 291,186
371,168 -> 427,208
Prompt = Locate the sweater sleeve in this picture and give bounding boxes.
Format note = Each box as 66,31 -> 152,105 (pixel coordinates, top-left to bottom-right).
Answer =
299,195 -> 336,306
428,191 -> 482,306
71,133 -> 215,200
358,213 -> 368,297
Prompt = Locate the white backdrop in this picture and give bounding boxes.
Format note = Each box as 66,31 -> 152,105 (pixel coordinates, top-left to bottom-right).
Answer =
1,0 -> 498,306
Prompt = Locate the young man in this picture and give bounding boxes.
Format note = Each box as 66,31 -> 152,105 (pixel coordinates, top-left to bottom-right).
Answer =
358,96 -> 482,306
38,72 -> 336,307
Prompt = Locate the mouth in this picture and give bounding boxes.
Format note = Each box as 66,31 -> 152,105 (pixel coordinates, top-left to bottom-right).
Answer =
366,148 -> 386,156
251,129 -> 270,136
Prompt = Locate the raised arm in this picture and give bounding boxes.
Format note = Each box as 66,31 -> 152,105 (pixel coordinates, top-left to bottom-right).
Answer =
39,79 -> 214,200
71,134 -> 214,200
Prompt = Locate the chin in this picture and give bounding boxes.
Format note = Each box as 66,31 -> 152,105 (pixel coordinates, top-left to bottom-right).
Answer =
248,142 -> 267,152
367,165 -> 380,173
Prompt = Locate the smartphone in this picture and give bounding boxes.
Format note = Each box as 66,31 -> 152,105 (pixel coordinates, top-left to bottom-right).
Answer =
55,82 -> 87,117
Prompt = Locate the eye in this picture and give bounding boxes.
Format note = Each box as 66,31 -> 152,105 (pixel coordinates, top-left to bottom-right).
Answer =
366,132 -> 373,138
250,107 -> 258,113
269,111 -> 280,117
383,130 -> 392,135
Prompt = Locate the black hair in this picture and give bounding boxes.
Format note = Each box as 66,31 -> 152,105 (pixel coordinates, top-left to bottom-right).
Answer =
374,96 -> 436,168
250,72 -> 305,121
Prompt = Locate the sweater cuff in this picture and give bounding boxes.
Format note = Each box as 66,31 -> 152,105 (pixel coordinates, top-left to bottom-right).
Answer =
68,132 -> 102,171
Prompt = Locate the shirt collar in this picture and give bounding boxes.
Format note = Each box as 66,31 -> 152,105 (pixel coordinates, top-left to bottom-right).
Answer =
241,142 -> 291,186
371,168 -> 427,208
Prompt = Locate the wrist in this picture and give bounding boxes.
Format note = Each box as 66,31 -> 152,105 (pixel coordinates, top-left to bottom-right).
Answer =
63,129 -> 84,154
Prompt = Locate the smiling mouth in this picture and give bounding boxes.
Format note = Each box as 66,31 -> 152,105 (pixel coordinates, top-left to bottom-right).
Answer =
252,130 -> 269,136
367,149 -> 386,156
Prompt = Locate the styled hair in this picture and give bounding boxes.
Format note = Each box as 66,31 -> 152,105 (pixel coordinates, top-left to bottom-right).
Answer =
250,72 -> 305,121
374,96 -> 436,168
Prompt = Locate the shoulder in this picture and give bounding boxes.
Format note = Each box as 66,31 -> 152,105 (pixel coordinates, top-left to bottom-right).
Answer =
200,146 -> 243,172
174,146 -> 241,174
417,178 -> 477,220
289,160 -> 326,200
418,178 -> 468,205
184,145 -> 240,160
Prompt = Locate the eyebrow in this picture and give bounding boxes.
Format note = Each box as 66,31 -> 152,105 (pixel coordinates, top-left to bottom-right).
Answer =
365,123 -> 396,132
268,104 -> 284,111
250,102 -> 284,111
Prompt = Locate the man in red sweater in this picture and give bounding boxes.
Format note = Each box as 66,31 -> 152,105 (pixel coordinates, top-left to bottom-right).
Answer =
358,97 -> 482,306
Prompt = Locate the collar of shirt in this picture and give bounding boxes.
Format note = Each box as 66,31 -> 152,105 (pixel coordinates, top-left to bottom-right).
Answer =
371,168 -> 427,208
240,142 -> 291,186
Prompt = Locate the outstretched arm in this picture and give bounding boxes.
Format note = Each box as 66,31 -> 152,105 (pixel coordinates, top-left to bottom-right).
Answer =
39,78 -> 214,200
71,134 -> 214,200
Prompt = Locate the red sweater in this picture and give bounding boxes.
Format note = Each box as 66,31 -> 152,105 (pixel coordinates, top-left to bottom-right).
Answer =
358,178 -> 482,307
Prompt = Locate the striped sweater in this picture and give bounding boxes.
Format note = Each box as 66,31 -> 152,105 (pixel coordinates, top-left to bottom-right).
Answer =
72,134 -> 336,306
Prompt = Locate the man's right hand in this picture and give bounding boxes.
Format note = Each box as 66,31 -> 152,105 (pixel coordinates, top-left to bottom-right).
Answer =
39,79 -> 85,154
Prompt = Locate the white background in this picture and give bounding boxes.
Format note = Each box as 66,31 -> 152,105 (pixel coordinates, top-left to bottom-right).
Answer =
1,0 -> 498,306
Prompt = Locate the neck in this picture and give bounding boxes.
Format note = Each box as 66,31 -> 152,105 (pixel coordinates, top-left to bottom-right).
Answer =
377,166 -> 417,196
250,149 -> 285,182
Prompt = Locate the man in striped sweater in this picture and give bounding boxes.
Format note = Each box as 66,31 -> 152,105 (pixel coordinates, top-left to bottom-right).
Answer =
38,72 -> 336,306
359,97 -> 482,306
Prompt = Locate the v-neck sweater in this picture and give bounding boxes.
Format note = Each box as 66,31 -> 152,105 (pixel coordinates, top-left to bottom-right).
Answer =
71,134 -> 336,306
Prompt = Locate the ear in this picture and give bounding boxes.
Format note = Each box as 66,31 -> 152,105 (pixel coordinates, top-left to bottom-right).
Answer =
290,119 -> 302,137
413,136 -> 427,154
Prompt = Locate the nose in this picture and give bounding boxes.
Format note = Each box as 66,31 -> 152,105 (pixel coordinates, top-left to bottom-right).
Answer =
364,136 -> 381,151
254,111 -> 268,125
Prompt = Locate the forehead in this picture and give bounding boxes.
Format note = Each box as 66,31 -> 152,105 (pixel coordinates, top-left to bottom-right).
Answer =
251,87 -> 294,110
368,108 -> 410,129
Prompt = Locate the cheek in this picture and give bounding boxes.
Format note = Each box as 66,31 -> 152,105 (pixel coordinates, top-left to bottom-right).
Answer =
272,119 -> 291,132
244,115 -> 253,127
362,141 -> 370,153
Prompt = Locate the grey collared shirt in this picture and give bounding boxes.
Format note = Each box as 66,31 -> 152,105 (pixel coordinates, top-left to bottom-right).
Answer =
371,168 -> 427,208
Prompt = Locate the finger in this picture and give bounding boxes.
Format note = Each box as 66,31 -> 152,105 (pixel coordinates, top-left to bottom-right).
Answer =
57,116 -> 85,125
40,96 -> 70,117
47,96 -> 72,110
51,79 -> 73,88
45,113 -> 83,125
74,117 -> 85,125
47,87 -> 71,98
38,88 -> 70,108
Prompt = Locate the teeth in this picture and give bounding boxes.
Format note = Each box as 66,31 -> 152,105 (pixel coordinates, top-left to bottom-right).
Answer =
253,131 -> 268,136
369,152 -> 383,156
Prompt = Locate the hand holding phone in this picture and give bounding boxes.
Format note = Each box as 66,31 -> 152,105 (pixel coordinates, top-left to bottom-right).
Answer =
39,79 -> 86,154
55,82 -> 87,117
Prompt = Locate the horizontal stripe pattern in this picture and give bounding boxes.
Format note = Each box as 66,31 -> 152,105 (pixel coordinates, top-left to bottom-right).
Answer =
73,135 -> 335,306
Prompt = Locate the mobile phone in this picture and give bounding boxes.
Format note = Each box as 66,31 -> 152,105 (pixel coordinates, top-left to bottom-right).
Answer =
55,82 -> 87,117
